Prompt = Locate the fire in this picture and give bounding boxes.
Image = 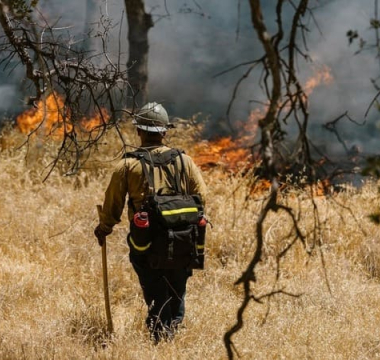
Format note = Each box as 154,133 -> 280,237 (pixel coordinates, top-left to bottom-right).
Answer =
311,179 -> 332,197
193,108 -> 263,171
16,92 -> 109,138
193,65 -> 333,174
193,137 -> 253,171
304,65 -> 333,96
250,179 -> 272,195
79,108 -> 109,132
16,92 -> 71,138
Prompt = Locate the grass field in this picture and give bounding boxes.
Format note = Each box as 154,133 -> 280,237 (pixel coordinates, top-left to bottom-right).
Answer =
1,122 -> 380,360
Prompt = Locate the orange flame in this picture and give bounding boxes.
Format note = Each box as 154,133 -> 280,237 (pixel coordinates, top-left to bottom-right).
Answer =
304,65 -> 333,96
16,92 -> 109,139
309,179 -> 332,197
250,179 -> 272,195
16,92 -> 72,139
193,137 -> 253,171
193,66 -> 333,174
79,108 -> 110,132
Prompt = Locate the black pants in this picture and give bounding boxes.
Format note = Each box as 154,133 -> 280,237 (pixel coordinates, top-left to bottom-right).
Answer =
130,254 -> 192,339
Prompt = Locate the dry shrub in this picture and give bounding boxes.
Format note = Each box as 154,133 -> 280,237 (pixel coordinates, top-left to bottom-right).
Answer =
355,236 -> 380,279
2,122 -> 380,359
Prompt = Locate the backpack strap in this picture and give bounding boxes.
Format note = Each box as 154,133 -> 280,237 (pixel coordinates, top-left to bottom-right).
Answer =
169,151 -> 182,194
125,148 -> 189,196
140,155 -> 156,194
176,150 -> 190,195
125,150 -> 156,194
162,149 -> 191,195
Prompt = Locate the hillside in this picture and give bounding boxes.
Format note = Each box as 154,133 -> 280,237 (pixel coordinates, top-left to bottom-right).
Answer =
1,123 -> 380,360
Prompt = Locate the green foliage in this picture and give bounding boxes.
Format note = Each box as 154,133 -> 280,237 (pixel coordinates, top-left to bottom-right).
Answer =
370,18 -> 380,29
361,157 -> 380,224
369,213 -> 380,224
8,0 -> 39,19
362,156 -> 380,178
346,29 -> 359,44
346,29 -> 367,50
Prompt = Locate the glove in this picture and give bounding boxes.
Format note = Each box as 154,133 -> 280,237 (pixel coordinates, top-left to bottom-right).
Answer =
94,225 -> 112,246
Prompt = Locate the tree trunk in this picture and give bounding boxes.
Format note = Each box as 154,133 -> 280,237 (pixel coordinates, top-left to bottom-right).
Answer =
124,0 -> 153,106
249,0 -> 281,181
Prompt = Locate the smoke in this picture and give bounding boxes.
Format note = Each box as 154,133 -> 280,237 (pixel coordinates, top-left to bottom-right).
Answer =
305,0 -> 380,154
0,85 -> 17,111
1,0 -> 379,154
147,1 -> 256,119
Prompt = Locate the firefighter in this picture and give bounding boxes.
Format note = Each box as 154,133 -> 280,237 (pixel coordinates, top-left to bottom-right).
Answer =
94,102 -> 207,342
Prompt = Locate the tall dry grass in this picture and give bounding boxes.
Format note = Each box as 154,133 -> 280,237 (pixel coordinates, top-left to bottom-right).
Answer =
1,122 -> 380,359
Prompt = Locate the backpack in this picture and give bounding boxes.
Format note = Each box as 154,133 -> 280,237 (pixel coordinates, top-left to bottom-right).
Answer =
126,148 -> 207,270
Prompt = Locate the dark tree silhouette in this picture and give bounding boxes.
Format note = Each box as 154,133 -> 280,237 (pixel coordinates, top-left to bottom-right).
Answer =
124,0 -> 153,106
223,1 -> 326,358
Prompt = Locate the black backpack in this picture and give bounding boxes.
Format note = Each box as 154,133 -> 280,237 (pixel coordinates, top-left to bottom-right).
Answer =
126,148 -> 207,269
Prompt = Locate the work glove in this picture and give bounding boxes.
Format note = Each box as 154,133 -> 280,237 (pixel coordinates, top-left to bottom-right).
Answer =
94,225 -> 112,246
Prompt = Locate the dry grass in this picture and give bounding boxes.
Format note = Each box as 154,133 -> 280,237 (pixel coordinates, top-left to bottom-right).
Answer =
1,122 -> 380,359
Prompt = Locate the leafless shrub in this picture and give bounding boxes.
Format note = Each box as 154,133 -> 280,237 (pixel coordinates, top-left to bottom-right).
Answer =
0,2 -> 137,179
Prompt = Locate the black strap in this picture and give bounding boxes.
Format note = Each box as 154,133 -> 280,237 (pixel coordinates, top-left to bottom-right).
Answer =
139,156 -> 155,195
170,151 -> 182,193
159,151 -> 180,193
126,148 -> 190,196
128,197 -> 137,213
177,150 -> 190,195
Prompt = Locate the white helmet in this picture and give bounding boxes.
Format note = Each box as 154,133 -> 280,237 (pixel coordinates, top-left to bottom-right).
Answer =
132,102 -> 174,133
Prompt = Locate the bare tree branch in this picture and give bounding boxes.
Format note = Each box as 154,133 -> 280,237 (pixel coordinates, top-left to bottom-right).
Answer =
223,2 -> 321,358
0,2 -> 137,178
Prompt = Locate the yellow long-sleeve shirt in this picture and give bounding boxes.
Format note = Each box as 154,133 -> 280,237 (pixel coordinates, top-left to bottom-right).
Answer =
98,146 -> 207,233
